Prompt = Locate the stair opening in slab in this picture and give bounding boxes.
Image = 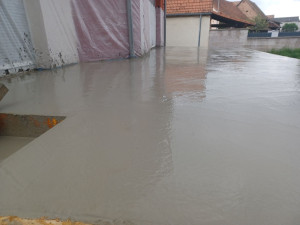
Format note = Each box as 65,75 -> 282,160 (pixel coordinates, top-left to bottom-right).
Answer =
0,113 -> 66,161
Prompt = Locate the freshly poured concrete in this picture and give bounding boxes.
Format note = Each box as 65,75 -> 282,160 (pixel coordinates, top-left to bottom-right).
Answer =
0,48 -> 300,225
0,136 -> 34,162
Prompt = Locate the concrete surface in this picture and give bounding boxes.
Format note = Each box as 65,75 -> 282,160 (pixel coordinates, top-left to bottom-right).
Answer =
246,36 -> 300,51
209,29 -> 249,47
0,48 -> 300,225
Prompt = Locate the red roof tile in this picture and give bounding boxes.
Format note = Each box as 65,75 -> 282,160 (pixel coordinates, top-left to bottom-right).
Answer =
167,0 -> 213,15
212,0 -> 253,25
167,0 -> 254,26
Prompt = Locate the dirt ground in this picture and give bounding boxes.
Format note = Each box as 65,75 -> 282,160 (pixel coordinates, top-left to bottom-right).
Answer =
0,217 -> 91,225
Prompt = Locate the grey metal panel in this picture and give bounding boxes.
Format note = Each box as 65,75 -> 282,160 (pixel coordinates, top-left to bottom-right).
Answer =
279,32 -> 300,37
0,0 -> 35,76
248,32 -> 272,38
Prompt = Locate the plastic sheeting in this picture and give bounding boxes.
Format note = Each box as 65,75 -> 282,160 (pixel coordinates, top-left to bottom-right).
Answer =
72,0 -> 130,61
72,0 -> 157,61
0,0 -> 35,75
1,0 -> 163,74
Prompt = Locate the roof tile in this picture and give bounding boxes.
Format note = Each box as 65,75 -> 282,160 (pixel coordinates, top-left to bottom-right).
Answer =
212,0 -> 252,24
167,0 -> 213,14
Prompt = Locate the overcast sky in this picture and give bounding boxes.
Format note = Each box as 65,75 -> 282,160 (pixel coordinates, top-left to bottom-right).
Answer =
228,0 -> 300,18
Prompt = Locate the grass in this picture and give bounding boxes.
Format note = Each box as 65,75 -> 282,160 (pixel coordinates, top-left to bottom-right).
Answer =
269,48 -> 300,59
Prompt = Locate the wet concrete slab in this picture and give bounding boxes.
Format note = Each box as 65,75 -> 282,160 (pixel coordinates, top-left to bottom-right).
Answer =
0,136 -> 34,162
0,48 -> 300,225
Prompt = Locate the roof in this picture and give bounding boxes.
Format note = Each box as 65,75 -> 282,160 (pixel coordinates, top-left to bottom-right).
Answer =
167,0 -> 253,26
268,20 -> 280,29
273,17 -> 300,23
232,1 -> 240,6
166,0 -> 212,15
237,0 -> 265,18
212,0 -> 253,25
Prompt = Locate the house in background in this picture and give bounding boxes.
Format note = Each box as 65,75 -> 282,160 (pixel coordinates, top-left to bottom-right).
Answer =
211,0 -> 252,29
233,0 -> 264,20
233,0 -> 280,30
166,0 -> 253,47
166,0 -> 213,47
273,17 -> 300,31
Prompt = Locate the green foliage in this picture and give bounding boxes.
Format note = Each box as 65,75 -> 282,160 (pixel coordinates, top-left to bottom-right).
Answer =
282,23 -> 299,32
250,16 -> 268,32
269,48 -> 300,59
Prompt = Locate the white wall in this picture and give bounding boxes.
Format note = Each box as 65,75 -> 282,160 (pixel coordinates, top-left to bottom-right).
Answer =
209,28 -> 300,51
200,16 -> 211,48
23,0 -> 51,69
156,7 -> 164,46
139,0 -> 157,55
246,37 -> 300,51
39,0 -> 79,68
167,17 -> 199,47
24,0 -> 79,69
209,29 -> 249,47
149,0 -> 156,48
166,16 -> 210,47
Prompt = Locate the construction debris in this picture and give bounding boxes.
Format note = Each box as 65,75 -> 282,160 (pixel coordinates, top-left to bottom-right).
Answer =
0,216 -> 92,225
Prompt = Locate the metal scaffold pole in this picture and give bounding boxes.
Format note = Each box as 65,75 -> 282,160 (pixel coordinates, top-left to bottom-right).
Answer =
164,0 -> 167,46
127,0 -> 135,58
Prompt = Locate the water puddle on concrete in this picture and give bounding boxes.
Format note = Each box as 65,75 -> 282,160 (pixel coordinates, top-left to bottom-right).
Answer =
0,48 -> 300,225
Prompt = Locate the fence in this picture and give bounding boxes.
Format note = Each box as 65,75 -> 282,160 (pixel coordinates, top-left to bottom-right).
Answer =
248,31 -> 300,38
278,32 -> 300,37
209,29 -> 300,51
248,32 -> 271,38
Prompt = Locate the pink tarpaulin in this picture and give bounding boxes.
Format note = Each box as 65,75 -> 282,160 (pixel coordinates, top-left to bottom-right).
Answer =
71,0 -> 159,62
71,0 -> 130,61
1,0 -> 164,75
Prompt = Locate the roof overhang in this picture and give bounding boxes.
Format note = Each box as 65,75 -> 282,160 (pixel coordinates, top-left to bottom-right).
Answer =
167,12 -> 212,17
211,12 -> 254,27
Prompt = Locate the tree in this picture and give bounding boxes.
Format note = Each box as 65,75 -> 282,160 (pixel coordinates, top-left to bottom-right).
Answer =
250,16 -> 269,32
282,23 -> 299,32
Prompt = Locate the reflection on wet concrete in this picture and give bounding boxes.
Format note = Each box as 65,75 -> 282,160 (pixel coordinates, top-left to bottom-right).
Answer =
0,48 -> 300,225
165,48 -> 208,101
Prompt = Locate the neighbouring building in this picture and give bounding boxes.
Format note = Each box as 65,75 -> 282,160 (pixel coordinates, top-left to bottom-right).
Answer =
0,0 -> 165,76
234,0 -> 279,30
166,0 -> 253,47
166,0 -> 282,48
273,17 -> 300,32
233,0 -> 265,20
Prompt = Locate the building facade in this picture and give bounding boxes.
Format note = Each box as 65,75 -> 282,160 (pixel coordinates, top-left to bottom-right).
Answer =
0,0 -> 165,76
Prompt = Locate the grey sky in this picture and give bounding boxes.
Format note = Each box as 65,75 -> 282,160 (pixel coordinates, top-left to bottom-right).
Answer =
228,0 -> 300,18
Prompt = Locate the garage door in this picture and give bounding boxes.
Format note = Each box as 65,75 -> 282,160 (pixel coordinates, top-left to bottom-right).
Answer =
0,0 -> 35,76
